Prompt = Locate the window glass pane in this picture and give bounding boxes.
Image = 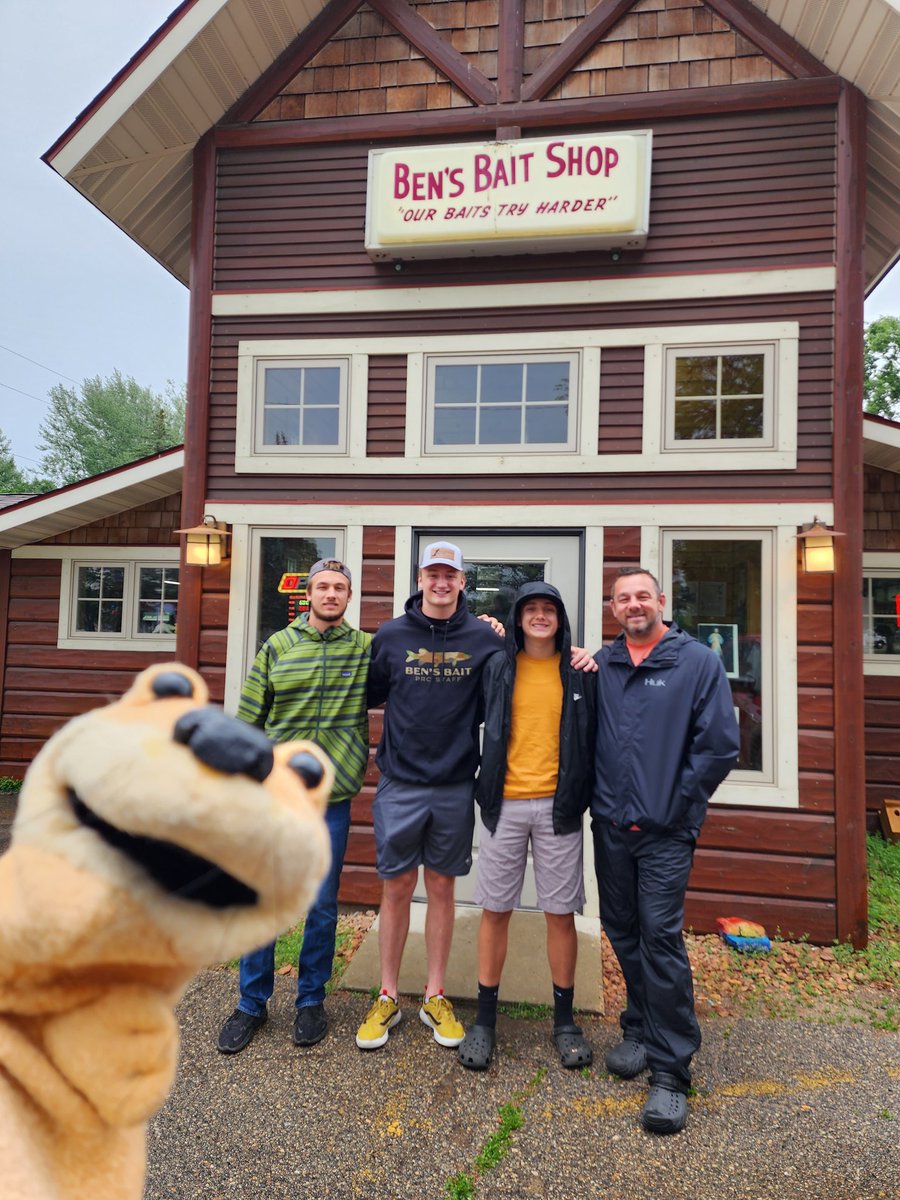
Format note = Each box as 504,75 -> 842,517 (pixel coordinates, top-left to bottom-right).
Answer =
721,354 -> 764,395
675,356 -> 717,397
435,364 -> 476,405
75,599 -> 99,632
255,535 -> 337,652
304,367 -> 341,406
137,567 -> 178,635
871,577 -> 900,611
721,395 -> 764,439
434,407 -> 476,445
525,405 -> 568,444
139,567 -> 163,600
264,368 -> 300,405
525,362 -> 569,404
263,408 -> 300,446
464,562 -> 545,619
674,399 -> 716,440
481,362 -> 523,405
479,405 -> 520,444
672,539 -> 763,772
76,566 -> 102,598
101,567 -> 125,599
99,601 -> 124,633
302,407 -> 340,446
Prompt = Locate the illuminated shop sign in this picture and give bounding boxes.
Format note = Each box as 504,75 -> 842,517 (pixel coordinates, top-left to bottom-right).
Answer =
365,130 -> 652,260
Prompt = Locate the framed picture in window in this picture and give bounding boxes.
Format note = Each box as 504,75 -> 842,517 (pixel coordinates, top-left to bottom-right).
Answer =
697,622 -> 738,677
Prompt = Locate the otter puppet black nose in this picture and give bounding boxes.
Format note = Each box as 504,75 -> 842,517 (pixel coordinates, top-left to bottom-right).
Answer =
151,671 -> 195,699
287,750 -> 326,789
173,709 -> 274,781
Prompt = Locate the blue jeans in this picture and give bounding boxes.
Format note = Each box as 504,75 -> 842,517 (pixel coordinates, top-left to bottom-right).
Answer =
238,798 -> 351,1015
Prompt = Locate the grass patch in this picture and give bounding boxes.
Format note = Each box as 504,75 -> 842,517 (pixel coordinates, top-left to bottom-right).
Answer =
497,1000 -> 552,1020
226,920 -> 353,990
444,1067 -> 547,1199
0,776 -> 21,793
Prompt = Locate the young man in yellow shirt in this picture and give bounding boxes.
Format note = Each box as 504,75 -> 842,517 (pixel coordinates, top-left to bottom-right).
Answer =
458,582 -> 596,1071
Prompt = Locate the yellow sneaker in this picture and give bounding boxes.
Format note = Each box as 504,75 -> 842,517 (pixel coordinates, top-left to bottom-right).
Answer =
356,993 -> 401,1050
419,992 -> 464,1047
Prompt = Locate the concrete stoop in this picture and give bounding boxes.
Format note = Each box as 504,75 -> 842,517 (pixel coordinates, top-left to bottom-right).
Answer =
342,902 -> 604,1013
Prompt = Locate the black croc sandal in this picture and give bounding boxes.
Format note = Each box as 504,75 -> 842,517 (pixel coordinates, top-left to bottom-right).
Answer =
458,1024 -> 496,1071
553,1024 -> 593,1068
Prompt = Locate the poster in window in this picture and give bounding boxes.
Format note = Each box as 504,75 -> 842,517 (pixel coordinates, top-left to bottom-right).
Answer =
697,623 -> 738,678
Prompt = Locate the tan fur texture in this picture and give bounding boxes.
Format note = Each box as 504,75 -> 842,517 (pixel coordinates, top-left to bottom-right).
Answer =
0,664 -> 332,1200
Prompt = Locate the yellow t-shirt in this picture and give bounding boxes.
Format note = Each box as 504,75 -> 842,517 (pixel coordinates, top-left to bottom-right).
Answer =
502,651 -> 562,800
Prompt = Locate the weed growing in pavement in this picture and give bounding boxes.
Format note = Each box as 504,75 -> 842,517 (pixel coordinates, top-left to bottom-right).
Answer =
878,1108 -> 893,1120
444,1067 -> 548,1199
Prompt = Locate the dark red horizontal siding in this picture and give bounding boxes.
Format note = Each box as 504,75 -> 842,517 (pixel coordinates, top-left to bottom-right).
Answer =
207,291 -> 833,503
213,108 -> 835,291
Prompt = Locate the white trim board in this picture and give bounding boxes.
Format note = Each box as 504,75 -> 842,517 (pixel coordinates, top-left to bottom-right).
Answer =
212,267 -> 836,317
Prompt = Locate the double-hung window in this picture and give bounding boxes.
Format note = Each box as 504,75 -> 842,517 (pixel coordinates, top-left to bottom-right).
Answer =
255,358 -> 348,452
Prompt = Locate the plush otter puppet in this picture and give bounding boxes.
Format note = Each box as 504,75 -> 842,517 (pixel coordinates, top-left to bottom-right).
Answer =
0,664 -> 332,1200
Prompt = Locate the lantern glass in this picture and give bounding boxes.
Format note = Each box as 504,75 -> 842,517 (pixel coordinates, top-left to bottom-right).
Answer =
801,535 -> 834,574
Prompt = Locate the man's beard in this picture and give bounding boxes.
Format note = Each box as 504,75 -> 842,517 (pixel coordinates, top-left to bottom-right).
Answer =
309,599 -> 348,625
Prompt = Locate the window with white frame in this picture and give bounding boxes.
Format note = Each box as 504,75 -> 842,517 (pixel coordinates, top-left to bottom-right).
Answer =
660,525 -> 798,807
862,556 -> 900,666
424,352 -> 579,453
254,358 -> 349,453
59,551 -> 180,650
665,343 -> 774,448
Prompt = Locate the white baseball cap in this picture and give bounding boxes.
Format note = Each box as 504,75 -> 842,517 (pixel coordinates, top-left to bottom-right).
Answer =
419,541 -> 465,571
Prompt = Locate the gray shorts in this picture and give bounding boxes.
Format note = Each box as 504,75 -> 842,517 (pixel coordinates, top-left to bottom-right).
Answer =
373,775 -> 475,879
475,796 -> 585,914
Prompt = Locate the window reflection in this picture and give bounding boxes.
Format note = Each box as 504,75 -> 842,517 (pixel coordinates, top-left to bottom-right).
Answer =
672,539 -> 763,771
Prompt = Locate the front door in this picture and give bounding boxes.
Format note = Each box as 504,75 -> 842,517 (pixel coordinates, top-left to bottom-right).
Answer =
412,532 -> 583,908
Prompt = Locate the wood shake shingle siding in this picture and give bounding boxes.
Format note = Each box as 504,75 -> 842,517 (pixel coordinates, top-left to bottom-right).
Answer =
213,108 -> 835,291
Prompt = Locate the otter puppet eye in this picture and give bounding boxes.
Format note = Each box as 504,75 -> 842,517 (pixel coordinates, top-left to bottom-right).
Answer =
287,751 -> 326,789
151,671 -> 195,700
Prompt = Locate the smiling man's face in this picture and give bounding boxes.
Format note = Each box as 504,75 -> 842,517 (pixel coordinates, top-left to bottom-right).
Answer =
418,564 -> 466,619
609,572 -> 666,644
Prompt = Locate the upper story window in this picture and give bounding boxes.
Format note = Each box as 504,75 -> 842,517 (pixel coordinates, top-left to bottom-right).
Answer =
666,344 -> 773,448
425,353 -> 579,453
255,358 -> 348,453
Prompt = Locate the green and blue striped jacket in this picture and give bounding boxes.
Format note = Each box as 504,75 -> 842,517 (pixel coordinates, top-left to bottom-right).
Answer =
237,616 -> 372,804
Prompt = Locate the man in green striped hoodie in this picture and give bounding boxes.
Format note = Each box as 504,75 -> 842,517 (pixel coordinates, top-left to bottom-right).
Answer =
217,559 -> 371,1053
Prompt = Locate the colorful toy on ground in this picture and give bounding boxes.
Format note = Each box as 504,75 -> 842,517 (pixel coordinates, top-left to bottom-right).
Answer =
716,916 -> 772,953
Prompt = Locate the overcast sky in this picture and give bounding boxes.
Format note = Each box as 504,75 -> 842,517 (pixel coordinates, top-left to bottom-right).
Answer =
1,2 -> 898,475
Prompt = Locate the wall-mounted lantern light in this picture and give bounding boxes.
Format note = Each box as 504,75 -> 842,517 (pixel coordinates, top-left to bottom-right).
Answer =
796,516 -> 844,574
175,515 -> 230,567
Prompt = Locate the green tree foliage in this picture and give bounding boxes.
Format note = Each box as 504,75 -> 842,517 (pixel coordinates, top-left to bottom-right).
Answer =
37,371 -> 186,487
0,429 -> 53,495
864,316 -> 900,419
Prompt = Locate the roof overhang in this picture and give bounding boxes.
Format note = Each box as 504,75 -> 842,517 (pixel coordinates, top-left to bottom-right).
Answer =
0,449 -> 184,550
864,414 -> 900,473
43,0 -> 900,290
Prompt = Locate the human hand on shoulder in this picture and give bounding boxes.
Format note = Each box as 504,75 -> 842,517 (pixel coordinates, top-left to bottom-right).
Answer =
478,613 -> 505,637
570,645 -> 598,673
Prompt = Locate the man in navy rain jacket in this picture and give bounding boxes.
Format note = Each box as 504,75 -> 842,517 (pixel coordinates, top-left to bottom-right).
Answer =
592,566 -> 739,1135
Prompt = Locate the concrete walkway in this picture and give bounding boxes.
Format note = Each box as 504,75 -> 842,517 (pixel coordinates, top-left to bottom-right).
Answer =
146,969 -> 900,1200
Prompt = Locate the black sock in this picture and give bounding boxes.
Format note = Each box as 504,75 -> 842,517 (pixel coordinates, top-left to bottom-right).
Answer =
553,983 -> 575,1028
475,982 -> 499,1029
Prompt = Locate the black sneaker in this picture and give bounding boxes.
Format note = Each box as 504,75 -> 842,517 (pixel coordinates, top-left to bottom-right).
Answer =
293,1003 -> 328,1046
217,1008 -> 266,1054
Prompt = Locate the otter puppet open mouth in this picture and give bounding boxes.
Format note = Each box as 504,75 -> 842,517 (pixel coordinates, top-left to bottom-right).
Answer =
67,788 -> 258,908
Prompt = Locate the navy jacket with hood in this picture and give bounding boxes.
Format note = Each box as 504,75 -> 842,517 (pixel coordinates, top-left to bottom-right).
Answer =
367,591 -> 502,786
476,582 -> 596,836
592,622 -> 739,837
